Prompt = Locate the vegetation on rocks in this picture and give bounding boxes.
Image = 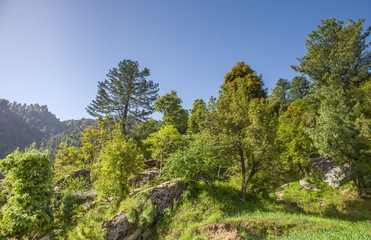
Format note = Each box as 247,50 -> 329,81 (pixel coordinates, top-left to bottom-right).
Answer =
0,18 -> 370,239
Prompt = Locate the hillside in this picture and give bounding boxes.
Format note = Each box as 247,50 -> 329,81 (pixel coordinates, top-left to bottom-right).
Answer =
0,18 -> 370,239
0,99 -> 95,159
56,167 -> 370,240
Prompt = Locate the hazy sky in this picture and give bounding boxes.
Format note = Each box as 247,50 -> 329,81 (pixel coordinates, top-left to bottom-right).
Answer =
1,0 -> 370,120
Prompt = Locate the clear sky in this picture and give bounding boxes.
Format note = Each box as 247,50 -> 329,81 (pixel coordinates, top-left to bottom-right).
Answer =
1,0 -> 370,120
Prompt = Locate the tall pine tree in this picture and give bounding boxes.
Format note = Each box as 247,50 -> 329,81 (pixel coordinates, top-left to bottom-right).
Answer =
293,19 -> 371,198
86,60 -> 159,133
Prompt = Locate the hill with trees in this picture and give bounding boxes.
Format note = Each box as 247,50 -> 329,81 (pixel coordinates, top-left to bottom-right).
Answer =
0,99 -> 95,159
0,18 -> 370,239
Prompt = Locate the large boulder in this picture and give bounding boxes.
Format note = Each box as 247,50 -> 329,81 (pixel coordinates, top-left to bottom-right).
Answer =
147,178 -> 185,219
312,156 -> 347,188
102,179 -> 185,240
101,212 -> 140,240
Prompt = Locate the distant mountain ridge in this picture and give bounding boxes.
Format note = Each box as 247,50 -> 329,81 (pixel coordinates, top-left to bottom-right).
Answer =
0,99 -> 95,159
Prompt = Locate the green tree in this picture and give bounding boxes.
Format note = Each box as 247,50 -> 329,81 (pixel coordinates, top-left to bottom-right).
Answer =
144,125 -> 182,171
293,19 -> 371,198
54,142 -> 83,180
217,62 -> 267,201
0,149 -> 53,238
277,99 -> 317,178
187,99 -> 209,134
53,119 -> 110,180
86,59 -> 159,133
132,118 -> 162,142
155,90 -> 189,134
93,127 -> 144,201
288,76 -> 311,103
242,99 -> 278,198
166,130 -> 230,187
270,78 -> 290,111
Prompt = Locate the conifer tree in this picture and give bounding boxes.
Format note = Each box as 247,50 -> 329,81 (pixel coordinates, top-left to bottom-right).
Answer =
86,60 -> 159,133
293,19 -> 371,198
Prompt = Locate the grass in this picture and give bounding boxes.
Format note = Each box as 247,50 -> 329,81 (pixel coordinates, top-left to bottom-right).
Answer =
277,180 -> 371,221
64,201 -> 118,240
61,178 -> 370,239
156,180 -> 371,239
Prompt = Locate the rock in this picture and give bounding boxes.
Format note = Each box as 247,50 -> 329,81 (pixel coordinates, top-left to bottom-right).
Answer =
75,189 -> 98,201
129,170 -> 160,188
39,231 -> 55,240
147,178 -> 185,219
312,156 -> 347,188
56,169 -> 91,189
101,211 -> 140,240
66,169 -> 91,180
103,179 -> 185,239
198,223 -> 244,240
299,179 -> 319,191
144,159 -> 160,168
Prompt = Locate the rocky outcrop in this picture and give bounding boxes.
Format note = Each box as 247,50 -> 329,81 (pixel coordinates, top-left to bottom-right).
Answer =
55,169 -> 91,191
102,179 -> 185,240
312,156 -> 347,188
144,159 -> 160,168
101,212 -> 140,240
147,178 -> 185,219
129,170 -> 160,188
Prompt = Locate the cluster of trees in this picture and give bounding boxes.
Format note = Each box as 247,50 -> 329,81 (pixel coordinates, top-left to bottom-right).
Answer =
0,99 -> 95,159
0,18 -> 369,238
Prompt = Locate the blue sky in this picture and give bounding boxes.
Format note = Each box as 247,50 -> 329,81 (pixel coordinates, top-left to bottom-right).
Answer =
1,0 -> 370,120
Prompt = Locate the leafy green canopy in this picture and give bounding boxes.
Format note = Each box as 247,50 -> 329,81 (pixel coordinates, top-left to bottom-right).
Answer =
86,59 -> 159,133
155,90 -> 189,134
92,126 -> 144,201
217,62 -> 273,201
166,130 -> 231,187
144,125 -> 182,171
187,99 -> 209,134
293,18 -> 371,198
0,149 -> 53,238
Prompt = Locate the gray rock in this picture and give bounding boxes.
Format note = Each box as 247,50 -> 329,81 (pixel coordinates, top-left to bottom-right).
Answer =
103,179 -> 185,240
101,212 -> 140,240
147,178 -> 185,219
129,170 -> 160,188
39,231 -> 55,240
312,156 -> 347,188
299,179 -> 319,191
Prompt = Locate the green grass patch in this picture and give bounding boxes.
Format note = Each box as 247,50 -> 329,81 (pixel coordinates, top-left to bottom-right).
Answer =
278,180 -> 371,220
157,180 -> 371,239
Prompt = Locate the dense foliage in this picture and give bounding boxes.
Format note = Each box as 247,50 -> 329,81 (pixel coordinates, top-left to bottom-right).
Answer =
0,18 -> 370,239
0,149 -> 53,238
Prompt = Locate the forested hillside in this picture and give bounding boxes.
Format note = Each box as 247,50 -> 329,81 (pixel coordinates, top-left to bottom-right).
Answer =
0,99 -> 95,159
0,19 -> 370,239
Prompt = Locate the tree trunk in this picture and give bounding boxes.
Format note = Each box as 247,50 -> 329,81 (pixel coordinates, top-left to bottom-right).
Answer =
240,167 -> 257,202
354,177 -> 362,199
240,181 -> 247,202
239,148 -> 247,202
121,97 -> 130,133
